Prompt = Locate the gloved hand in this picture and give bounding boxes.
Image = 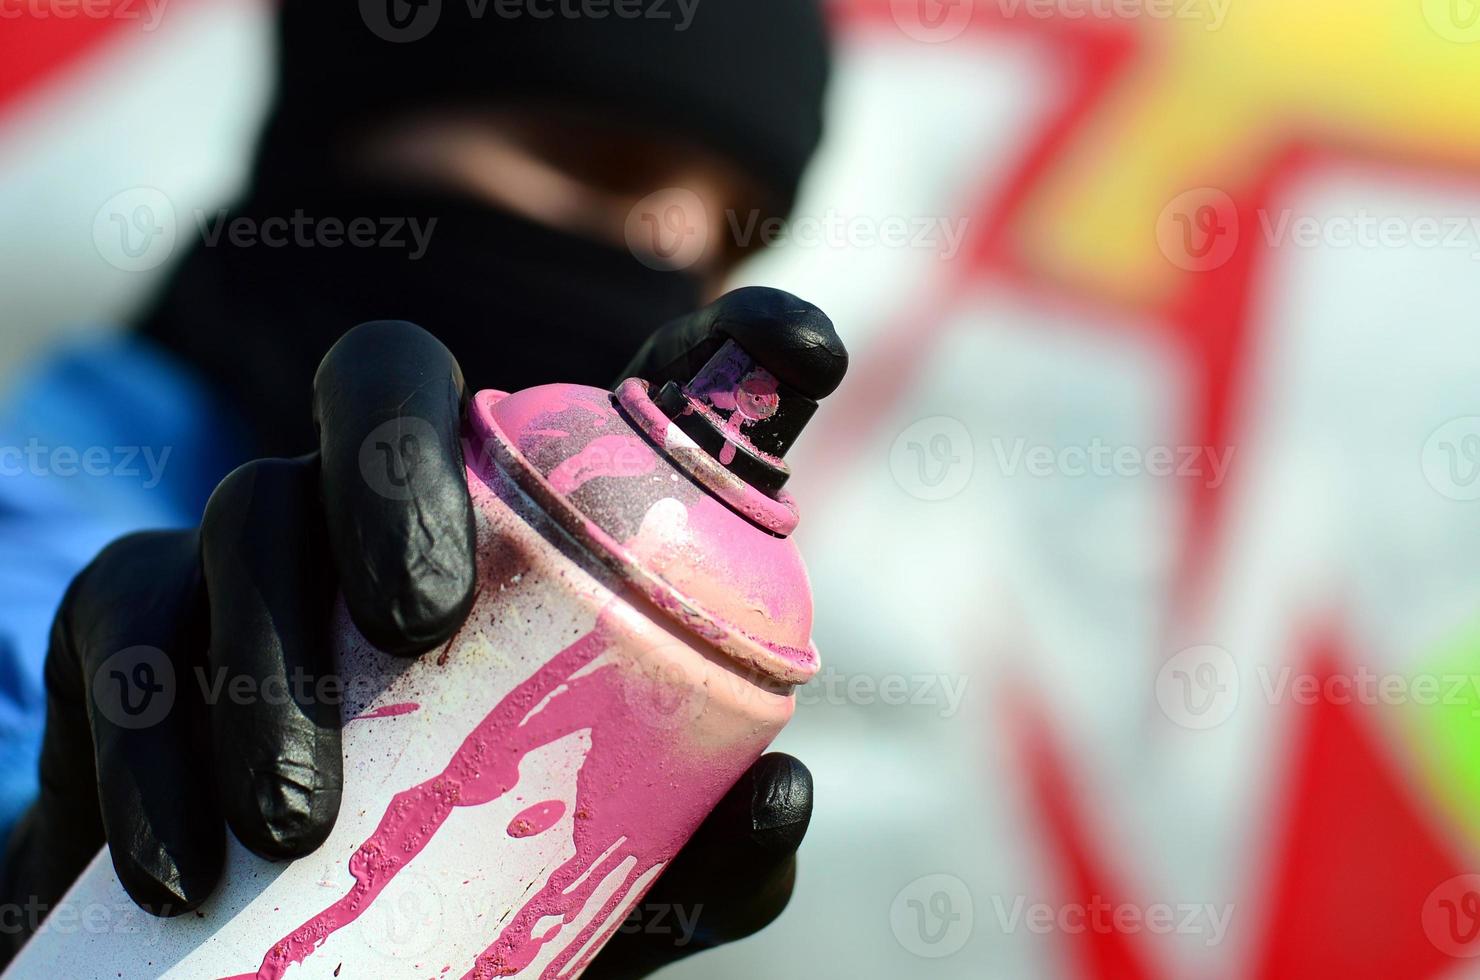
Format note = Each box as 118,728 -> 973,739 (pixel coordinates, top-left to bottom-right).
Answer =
0,288 -> 829,976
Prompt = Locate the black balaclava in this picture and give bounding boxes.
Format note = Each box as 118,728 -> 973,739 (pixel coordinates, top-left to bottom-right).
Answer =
140,0 -> 831,458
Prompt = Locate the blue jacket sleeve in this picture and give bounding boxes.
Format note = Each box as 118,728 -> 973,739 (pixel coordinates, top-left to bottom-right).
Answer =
0,335 -> 244,843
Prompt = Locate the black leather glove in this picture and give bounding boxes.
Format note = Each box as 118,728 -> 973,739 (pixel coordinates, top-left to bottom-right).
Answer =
0,289 -> 827,976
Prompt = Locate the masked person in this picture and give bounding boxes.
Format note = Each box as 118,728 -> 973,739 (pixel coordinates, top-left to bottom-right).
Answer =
0,1 -> 842,974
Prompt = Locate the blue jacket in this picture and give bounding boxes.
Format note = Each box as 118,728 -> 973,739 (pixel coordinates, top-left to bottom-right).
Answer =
0,335 -> 244,842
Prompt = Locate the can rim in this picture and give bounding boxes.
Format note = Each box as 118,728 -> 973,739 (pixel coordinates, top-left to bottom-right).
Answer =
613,378 -> 800,537
467,389 -> 819,689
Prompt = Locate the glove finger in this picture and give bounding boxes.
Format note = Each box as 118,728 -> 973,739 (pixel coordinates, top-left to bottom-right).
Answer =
0,611 -> 107,930
584,753 -> 813,979
201,457 -> 342,861
313,320 -> 477,657
8,530 -> 222,917
614,286 -> 847,398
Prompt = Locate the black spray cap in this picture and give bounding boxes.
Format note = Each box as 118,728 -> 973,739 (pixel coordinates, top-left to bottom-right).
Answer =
635,288 -> 848,496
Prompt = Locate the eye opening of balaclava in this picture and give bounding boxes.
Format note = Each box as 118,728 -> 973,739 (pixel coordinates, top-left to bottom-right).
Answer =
255,0 -> 832,217
138,0 -> 833,458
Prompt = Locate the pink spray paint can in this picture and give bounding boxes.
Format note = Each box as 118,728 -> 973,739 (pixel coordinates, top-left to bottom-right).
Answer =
5,323 -> 843,979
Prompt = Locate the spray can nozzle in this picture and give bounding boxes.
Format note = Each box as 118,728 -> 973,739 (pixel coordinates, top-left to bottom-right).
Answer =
633,288 -> 848,498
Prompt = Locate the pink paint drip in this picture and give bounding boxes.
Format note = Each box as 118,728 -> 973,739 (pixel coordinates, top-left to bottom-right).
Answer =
348,702 -> 421,722
506,800 -> 565,839
219,612 -> 741,980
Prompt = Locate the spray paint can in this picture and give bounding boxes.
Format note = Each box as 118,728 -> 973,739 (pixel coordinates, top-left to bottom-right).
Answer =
5,323 -> 843,979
